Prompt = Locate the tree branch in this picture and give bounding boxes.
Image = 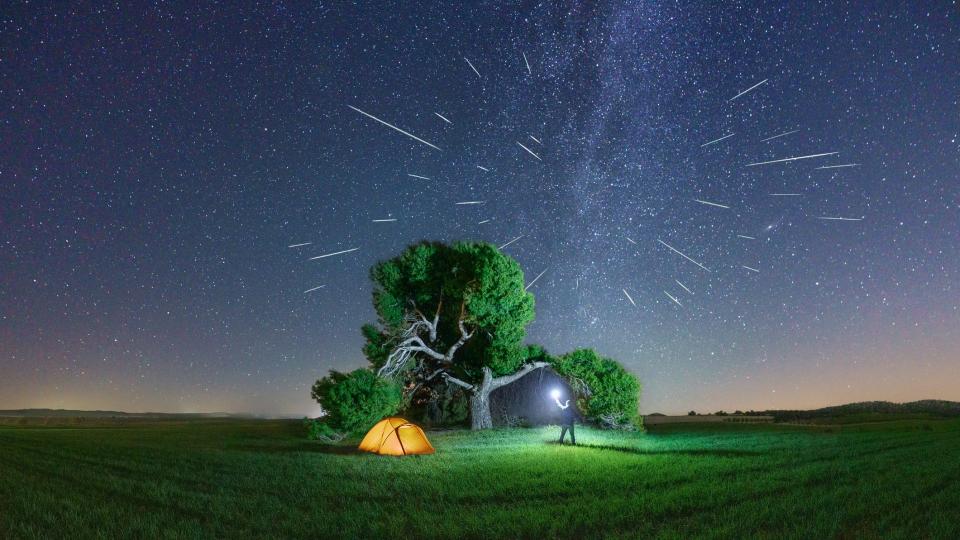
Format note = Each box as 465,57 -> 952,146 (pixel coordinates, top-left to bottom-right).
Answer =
379,296 -> 473,378
441,372 -> 474,390
395,336 -> 446,360
432,295 -> 442,340
408,367 -> 449,397
377,332 -> 447,377
444,319 -> 473,361
490,361 -> 550,390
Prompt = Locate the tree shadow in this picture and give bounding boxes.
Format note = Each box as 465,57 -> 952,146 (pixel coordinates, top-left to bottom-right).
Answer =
231,441 -> 362,455
553,441 -> 763,458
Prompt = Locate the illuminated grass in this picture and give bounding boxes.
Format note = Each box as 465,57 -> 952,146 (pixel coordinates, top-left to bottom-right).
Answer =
1,419 -> 958,538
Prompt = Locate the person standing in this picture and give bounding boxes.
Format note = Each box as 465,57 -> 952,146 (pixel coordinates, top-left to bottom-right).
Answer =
554,395 -> 576,445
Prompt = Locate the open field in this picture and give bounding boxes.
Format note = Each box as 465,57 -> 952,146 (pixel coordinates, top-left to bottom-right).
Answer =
1,419 -> 958,539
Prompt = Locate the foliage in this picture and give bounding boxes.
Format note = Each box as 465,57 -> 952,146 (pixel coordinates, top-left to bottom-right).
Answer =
310,369 -> 402,437
366,241 -> 535,380
550,348 -> 641,429
303,417 -> 346,443
360,323 -> 391,370
428,386 -> 469,426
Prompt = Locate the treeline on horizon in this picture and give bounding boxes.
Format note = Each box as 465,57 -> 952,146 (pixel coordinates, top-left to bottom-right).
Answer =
5,400 -> 960,421
660,400 -> 960,421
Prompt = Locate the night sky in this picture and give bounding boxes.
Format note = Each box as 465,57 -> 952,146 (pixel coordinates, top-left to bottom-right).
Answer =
2,2 -> 958,416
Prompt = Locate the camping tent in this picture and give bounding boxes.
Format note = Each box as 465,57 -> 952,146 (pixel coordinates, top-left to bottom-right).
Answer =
358,417 -> 435,456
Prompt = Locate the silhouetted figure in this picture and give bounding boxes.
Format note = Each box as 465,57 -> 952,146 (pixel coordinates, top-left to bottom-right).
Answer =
555,398 -> 576,445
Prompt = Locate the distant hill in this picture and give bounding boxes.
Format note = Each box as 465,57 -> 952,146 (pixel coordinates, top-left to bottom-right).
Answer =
759,400 -> 960,422
0,409 -> 252,419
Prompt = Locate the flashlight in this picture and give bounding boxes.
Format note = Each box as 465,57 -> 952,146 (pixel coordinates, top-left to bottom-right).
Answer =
550,389 -> 560,400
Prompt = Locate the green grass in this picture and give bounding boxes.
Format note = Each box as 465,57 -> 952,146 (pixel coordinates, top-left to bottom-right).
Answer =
1,419 -> 958,539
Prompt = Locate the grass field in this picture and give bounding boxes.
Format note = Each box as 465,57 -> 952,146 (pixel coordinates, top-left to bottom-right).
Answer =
1,419 -> 958,539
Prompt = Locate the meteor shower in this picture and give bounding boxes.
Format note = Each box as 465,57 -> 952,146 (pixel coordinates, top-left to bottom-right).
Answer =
1,3 -> 958,538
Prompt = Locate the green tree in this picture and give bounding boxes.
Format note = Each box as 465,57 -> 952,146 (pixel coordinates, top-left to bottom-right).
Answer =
550,348 -> 642,429
367,241 -> 544,429
309,369 -> 402,440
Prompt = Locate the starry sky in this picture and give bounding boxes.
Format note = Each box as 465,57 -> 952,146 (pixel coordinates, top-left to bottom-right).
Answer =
2,2 -> 958,416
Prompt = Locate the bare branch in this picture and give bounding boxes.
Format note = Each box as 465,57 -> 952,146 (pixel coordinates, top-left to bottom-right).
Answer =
423,368 -> 447,382
377,330 -> 447,377
408,367 -> 450,397
441,372 -> 474,390
412,305 -> 438,342
314,431 -> 347,444
379,295 -> 473,378
490,361 -> 550,390
432,295 -> 442,339
565,375 -> 593,397
444,318 -> 474,362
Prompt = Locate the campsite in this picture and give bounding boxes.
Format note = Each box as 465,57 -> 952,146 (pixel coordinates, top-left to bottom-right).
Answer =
2,417 -> 959,538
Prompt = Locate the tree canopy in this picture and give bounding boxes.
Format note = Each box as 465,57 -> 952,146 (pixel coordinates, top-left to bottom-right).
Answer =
549,348 -> 642,429
308,369 -> 403,440
366,241 -> 535,382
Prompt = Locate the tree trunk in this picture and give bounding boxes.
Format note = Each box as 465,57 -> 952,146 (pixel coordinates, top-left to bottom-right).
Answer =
468,362 -> 549,430
469,367 -> 495,430
469,392 -> 493,430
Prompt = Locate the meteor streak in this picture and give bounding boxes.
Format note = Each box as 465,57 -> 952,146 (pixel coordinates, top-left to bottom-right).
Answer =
694,199 -> 730,209
464,57 -> 481,78
729,79 -> 768,101
760,129 -> 798,142
746,152 -> 838,167
516,141 -> 542,161
347,105 -> 441,151
499,235 -> 524,249
309,247 -> 359,260
815,163 -> 860,169
657,239 -> 711,272
525,268 -> 547,290
700,133 -> 735,147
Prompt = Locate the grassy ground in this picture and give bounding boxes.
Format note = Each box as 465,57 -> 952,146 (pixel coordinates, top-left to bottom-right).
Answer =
1,419 -> 958,539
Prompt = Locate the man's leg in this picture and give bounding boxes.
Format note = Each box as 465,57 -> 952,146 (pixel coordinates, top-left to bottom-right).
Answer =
559,425 -> 568,443
570,422 -> 576,445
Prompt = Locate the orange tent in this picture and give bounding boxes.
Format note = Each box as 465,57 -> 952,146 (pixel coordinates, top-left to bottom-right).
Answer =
358,417 -> 435,456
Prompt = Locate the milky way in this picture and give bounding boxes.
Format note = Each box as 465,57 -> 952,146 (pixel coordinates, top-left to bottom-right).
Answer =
1,3 -> 958,415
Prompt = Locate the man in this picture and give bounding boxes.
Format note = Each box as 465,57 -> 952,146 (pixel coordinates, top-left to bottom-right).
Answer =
554,393 -> 577,445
